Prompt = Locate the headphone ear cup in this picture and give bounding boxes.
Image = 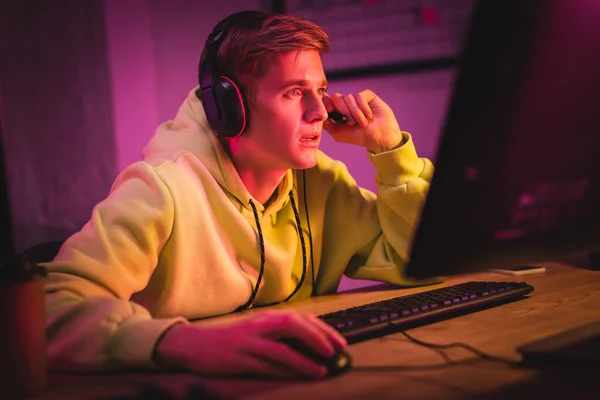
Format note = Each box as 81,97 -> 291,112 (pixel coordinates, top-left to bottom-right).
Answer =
204,76 -> 248,138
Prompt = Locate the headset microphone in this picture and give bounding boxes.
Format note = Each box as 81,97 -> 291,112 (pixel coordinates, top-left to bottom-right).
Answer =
328,110 -> 349,124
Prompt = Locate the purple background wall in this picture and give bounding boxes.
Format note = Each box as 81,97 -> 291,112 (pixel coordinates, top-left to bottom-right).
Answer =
0,0 -> 117,253
1,0 -> 456,291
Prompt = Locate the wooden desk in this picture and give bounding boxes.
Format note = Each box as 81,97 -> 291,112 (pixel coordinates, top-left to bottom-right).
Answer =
34,261 -> 600,400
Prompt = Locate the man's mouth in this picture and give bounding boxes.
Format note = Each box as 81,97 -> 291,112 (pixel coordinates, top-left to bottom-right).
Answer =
300,134 -> 320,143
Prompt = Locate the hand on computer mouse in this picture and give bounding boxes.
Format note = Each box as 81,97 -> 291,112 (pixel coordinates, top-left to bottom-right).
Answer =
278,337 -> 352,378
154,309 -> 348,380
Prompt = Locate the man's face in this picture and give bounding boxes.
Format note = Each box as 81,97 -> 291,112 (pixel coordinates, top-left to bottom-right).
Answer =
235,50 -> 329,171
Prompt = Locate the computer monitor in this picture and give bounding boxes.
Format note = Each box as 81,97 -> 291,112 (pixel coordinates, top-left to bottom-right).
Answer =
405,0 -> 600,279
0,122 -> 15,267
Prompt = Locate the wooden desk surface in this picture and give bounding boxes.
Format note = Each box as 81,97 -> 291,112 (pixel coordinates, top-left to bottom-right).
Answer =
35,261 -> 600,400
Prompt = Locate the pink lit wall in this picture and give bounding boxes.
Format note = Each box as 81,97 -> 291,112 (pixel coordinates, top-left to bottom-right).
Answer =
1,0 -> 117,252
104,0 -> 160,174
104,0 -> 270,173
102,0 -> 455,291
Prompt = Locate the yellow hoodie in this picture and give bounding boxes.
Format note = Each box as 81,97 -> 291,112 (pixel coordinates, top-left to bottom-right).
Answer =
42,87 -> 439,372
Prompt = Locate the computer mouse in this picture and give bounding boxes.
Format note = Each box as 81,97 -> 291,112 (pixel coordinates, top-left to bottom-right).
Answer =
279,337 -> 352,377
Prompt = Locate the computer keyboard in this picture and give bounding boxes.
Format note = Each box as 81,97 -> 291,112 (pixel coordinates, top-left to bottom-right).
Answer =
318,281 -> 534,343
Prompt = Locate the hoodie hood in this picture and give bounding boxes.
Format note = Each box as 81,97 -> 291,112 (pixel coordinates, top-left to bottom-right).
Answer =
142,87 -> 294,215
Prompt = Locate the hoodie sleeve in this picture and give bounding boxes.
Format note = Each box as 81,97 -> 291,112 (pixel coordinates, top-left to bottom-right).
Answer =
331,132 -> 443,286
41,161 -> 188,372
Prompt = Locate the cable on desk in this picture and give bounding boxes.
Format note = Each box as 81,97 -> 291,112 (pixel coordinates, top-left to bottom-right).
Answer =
399,330 -> 521,366
350,330 -> 522,373
401,332 -> 455,365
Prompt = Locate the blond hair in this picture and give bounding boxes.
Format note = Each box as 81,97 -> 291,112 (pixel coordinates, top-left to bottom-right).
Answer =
215,12 -> 330,83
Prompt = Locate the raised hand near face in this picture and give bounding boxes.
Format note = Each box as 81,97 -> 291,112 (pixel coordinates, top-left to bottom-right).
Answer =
323,90 -> 404,154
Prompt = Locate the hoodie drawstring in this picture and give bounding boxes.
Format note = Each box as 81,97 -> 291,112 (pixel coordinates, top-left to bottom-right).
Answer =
235,190 -> 310,312
283,190 -> 309,301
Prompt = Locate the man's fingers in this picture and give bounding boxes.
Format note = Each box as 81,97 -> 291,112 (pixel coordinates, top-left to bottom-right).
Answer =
329,93 -> 356,126
328,90 -> 379,127
303,314 -> 348,350
255,311 -> 337,359
355,91 -> 374,120
236,354 -> 314,380
322,93 -> 335,113
343,94 -> 368,128
245,338 -> 327,379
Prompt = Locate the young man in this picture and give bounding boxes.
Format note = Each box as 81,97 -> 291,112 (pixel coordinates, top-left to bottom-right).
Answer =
42,11 -> 439,380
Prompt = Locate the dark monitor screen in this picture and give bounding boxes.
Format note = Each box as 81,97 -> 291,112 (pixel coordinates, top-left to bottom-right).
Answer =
406,0 -> 600,279
0,122 -> 15,266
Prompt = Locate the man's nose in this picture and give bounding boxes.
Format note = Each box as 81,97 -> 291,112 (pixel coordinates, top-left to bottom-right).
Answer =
304,94 -> 328,123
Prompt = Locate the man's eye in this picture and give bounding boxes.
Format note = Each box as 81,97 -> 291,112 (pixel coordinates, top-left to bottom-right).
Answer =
287,88 -> 302,96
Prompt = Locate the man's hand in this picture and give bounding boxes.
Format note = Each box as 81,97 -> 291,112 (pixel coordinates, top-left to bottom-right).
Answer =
323,90 -> 403,153
154,310 -> 347,379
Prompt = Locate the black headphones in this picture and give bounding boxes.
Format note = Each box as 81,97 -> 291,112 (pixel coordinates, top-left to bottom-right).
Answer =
197,11 -> 266,138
